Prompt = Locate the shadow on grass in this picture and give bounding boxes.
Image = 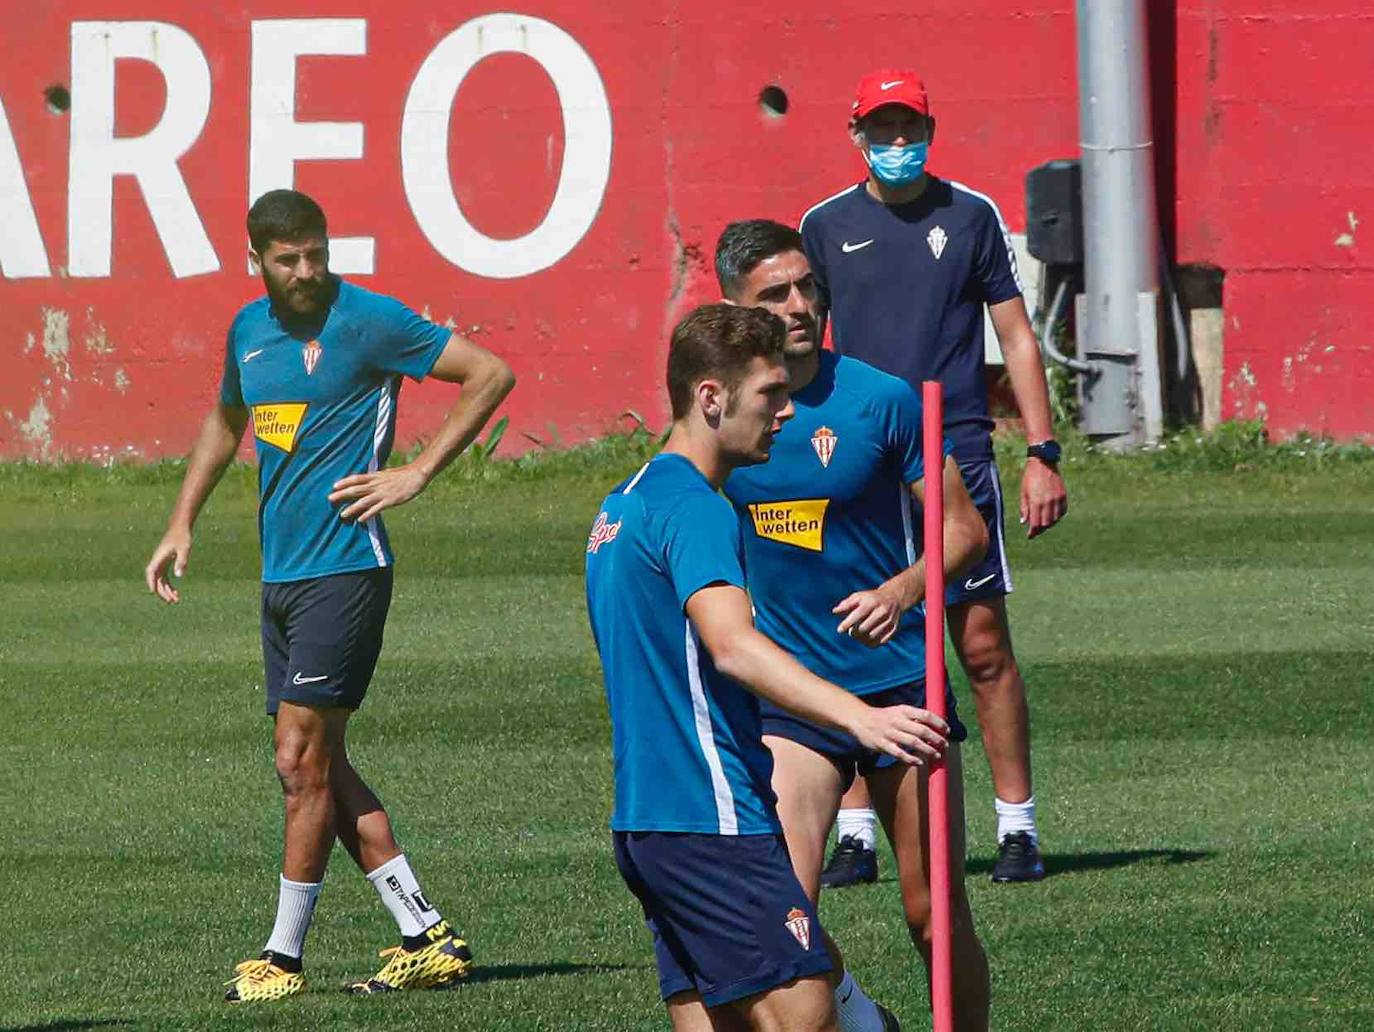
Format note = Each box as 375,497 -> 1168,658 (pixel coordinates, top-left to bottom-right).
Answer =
966,848 -> 1212,878
456,962 -> 639,986
2,1022 -> 135,1032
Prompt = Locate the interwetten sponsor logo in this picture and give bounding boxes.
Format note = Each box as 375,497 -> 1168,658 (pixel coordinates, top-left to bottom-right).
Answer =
251,403 -> 308,453
747,499 -> 829,552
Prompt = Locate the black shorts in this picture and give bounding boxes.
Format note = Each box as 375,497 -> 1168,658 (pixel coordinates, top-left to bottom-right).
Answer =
260,567 -> 393,715
613,831 -> 833,1007
760,681 -> 968,792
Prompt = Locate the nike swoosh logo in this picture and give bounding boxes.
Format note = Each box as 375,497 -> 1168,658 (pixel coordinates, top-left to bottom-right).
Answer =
841,239 -> 874,253
292,672 -> 329,685
964,573 -> 998,591
880,80 -> 904,90
242,348 -> 265,362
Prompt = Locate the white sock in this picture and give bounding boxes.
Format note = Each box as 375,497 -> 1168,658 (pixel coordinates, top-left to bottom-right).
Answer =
366,853 -> 442,938
836,807 -> 878,851
834,969 -> 886,1032
262,875 -> 322,960
995,795 -> 1038,844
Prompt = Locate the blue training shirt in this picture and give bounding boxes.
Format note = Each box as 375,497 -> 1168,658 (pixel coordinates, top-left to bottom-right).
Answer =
799,176 -> 1023,462
219,277 -> 451,583
724,352 -> 948,694
585,453 -> 781,836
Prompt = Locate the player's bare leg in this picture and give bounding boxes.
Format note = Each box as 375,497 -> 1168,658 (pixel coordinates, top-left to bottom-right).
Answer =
734,976 -> 839,1031
764,734 -> 897,1029
667,979 -> 838,1032
764,735 -> 847,901
330,753 -> 401,873
274,702 -> 348,881
948,597 -> 1043,880
869,743 -> 990,1032
668,991 -> 751,1031
948,598 -> 1031,804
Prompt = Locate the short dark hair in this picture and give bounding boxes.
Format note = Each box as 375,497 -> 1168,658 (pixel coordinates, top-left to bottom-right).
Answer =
714,219 -> 805,297
247,189 -> 327,253
666,304 -> 787,420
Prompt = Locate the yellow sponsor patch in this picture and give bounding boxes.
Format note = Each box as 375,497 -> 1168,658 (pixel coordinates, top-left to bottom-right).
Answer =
748,499 -> 829,552
251,403 -> 309,453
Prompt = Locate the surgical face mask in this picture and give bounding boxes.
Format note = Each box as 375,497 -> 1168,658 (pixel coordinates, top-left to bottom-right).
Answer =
864,140 -> 928,186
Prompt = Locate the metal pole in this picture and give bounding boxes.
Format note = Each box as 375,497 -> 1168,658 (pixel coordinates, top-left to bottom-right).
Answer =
1075,0 -> 1163,447
922,381 -> 953,1032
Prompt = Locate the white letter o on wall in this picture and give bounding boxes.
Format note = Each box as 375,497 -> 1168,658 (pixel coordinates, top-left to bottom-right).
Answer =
401,13 -> 613,280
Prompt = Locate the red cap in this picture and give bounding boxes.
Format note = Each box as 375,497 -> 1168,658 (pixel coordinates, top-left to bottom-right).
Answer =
851,69 -> 929,120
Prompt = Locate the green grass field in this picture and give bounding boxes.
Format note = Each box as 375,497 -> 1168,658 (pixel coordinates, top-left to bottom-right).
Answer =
3,440 -> 1373,1030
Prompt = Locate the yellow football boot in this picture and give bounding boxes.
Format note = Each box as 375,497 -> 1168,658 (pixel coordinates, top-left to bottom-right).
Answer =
224,953 -> 307,1003
344,920 -> 473,994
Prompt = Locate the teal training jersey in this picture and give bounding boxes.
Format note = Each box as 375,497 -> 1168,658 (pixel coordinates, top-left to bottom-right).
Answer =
219,277 -> 451,583
723,352 -> 947,694
585,454 -> 782,836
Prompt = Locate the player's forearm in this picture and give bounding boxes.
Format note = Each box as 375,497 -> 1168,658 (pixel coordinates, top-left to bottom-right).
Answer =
411,357 -> 516,483
711,627 -> 870,736
166,406 -> 245,532
881,517 -> 982,613
1000,330 -> 1056,444
944,509 -> 988,581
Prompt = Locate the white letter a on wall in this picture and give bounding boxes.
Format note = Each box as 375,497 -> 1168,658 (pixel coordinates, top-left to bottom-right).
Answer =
68,21 -> 218,278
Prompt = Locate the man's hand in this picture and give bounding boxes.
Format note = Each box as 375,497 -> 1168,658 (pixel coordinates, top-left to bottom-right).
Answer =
833,574 -> 915,647
1019,458 -> 1068,538
849,703 -> 948,766
145,528 -> 192,604
328,465 -> 429,523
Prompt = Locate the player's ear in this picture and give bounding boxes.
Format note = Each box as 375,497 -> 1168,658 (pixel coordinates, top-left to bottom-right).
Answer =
697,378 -> 724,424
848,119 -> 865,151
248,249 -> 263,274
926,116 -> 937,146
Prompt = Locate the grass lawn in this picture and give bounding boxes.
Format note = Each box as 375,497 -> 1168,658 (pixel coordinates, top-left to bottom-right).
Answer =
2,442 -> 1372,1030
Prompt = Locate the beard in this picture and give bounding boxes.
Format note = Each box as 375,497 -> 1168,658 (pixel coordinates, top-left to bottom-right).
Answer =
265,274 -> 330,321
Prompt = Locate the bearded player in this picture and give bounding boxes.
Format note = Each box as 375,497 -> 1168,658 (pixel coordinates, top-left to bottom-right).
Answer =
144,189 -> 515,1002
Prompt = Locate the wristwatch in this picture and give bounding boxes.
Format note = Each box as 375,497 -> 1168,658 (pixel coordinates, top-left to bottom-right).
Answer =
1026,439 -> 1062,466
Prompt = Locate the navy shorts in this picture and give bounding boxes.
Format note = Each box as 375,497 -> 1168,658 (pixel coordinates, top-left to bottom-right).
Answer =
761,681 -> 968,792
946,458 -> 1013,606
612,831 -> 833,1008
260,567 -> 393,715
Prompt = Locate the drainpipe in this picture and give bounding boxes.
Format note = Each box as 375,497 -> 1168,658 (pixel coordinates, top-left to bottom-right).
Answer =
1075,0 -> 1164,448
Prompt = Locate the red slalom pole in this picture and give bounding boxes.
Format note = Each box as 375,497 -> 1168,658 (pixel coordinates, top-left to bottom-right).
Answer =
922,380 -> 954,1032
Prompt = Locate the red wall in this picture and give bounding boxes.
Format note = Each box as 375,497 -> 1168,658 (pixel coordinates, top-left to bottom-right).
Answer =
0,1 -> 1367,460
1173,0 -> 1374,437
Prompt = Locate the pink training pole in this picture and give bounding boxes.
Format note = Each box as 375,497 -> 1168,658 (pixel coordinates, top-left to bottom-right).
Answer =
922,380 -> 954,1032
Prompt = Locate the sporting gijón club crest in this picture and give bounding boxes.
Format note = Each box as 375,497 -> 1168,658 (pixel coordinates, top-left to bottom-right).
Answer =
302,340 -> 323,375
785,907 -> 812,950
811,426 -> 837,468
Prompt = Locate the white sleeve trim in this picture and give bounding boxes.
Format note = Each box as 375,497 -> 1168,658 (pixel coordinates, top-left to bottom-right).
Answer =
947,179 -> 1024,294
799,183 -> 861,232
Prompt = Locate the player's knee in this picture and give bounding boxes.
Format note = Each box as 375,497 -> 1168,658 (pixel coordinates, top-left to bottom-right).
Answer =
901,887 -> 933,940
273,739 -> 329,796
960,636 -> 1017,691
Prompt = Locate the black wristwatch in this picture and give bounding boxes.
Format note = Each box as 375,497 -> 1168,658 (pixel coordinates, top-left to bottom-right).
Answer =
1026,439 -> 1062,466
